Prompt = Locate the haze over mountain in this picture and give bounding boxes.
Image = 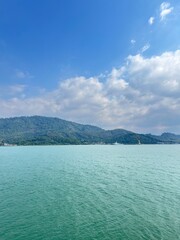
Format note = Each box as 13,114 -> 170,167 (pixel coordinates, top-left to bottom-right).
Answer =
0,116 -> 179,145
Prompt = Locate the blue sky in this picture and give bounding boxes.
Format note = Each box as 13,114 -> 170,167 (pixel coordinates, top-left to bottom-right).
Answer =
0,0 -> 180,133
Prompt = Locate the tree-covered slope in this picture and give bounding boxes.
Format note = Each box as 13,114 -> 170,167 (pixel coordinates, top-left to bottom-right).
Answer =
0,116 -> 104,145
0,116 -> 179,145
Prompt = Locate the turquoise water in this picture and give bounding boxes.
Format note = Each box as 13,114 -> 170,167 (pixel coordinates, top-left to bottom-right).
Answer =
0,145 -> 180,240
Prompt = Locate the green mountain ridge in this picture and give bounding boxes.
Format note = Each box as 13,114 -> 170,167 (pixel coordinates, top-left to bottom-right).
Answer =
0,116 -> 179,145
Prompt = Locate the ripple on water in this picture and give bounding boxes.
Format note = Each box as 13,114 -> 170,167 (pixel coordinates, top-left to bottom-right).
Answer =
0,145 -> 180,240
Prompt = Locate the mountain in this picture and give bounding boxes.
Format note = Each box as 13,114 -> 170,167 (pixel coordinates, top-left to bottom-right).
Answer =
151,132 -> 180,144
0,116 -> 179,145
0,116 -> 104,145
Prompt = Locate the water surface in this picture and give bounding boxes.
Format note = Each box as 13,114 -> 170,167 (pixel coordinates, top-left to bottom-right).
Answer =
0,145 -> 180,240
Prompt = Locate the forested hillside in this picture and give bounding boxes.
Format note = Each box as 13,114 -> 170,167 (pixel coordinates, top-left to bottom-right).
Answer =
0,116 -> 179,145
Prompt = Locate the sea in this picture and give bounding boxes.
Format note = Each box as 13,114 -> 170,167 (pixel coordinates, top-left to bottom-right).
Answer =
0,145 -> 180,240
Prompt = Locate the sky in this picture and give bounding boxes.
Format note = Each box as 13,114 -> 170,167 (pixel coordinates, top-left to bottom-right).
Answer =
0,0 -> 180,134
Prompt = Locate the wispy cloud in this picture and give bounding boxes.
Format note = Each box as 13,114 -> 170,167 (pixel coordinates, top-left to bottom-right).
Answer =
0,84 -> 26,99
1,50 -> 180,133
141,43 -> 150,53
160,2 -> 174,21
131,39 -> 136,45
9,84 -> 26,94
0,83 -> 47,100
148,17 -> 155,25
15,69 -> 33,79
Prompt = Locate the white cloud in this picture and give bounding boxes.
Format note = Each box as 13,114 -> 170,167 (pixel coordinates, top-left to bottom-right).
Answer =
126,51 -> 180,95
160,2 -> 174,21
1,50 -> 180,133
148,17 -> 155,25
141,43 -> 150,53
107,68 -> 128,91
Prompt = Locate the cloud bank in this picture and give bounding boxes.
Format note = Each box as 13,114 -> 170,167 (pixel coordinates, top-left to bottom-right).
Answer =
1,50 -> 180,134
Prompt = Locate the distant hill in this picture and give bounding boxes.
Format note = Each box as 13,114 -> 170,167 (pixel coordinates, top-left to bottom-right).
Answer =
151,132 -> 180,144
0,116 -> 179,145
